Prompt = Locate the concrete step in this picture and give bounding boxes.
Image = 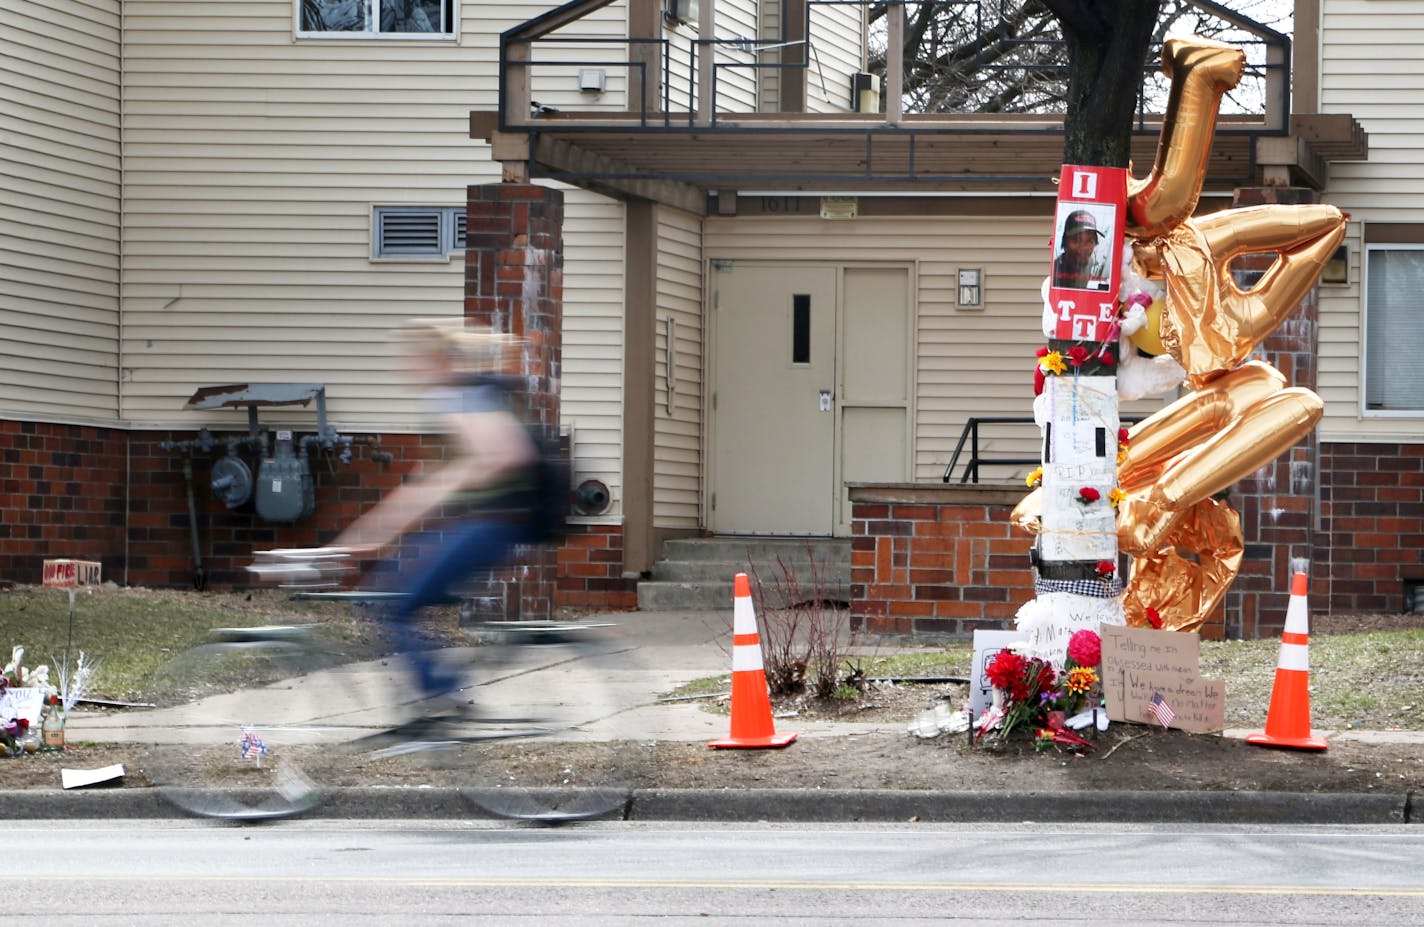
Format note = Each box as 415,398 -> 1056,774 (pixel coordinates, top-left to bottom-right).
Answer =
637,537 -> 851,610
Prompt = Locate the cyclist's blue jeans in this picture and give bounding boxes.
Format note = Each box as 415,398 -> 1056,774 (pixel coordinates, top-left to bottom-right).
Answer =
378,517 -> 529,702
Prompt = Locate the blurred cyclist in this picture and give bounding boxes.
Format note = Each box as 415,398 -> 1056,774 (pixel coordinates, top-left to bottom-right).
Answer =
329,319 -> 543,722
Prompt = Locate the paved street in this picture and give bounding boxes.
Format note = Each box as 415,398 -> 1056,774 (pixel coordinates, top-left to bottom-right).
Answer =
17,819 -> 1424,924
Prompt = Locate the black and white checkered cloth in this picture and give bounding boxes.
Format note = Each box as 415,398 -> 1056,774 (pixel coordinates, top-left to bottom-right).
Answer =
1033,573 -> 1123,598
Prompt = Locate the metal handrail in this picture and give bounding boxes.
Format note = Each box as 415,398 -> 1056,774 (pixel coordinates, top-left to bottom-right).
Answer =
943,415 -> 1143,484
942,417 -> 1039,484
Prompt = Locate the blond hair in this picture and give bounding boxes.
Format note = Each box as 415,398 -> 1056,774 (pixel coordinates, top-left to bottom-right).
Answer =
395,318 -> 523,374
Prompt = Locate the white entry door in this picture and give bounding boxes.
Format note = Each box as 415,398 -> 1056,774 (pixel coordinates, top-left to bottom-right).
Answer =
710,263 -> 838,534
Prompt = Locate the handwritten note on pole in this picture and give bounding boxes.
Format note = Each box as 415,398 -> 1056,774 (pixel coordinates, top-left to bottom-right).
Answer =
1100,624 -> 1225,733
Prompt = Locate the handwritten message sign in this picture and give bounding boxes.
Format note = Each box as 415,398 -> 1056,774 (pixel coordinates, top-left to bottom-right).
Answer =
1120,671 -> 1225,733
1100,624 -> 1225,732
969,630 -> 1026,716
1020,592 -> 1122,666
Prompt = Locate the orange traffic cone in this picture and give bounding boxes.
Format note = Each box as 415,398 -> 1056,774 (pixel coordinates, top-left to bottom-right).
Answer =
1246,572 -> 1328,751
708,573 -> 797,750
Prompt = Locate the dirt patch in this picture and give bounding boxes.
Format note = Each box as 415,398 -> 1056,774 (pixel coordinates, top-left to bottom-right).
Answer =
3,602 -> 1419,800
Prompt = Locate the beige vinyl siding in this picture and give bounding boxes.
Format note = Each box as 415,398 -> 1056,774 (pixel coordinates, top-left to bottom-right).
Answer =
805,0 -> 864,114
704,211 -> 1166,483
561,193 -> 627,515
1316,0 -> 1424,440
654,205 -> 703,527
528,2 -> 632,113
117,0 -> 623,443
1,0 -> 121,424
661,0 -> 760,116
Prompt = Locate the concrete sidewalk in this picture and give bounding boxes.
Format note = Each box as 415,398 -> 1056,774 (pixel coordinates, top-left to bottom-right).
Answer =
14,607 -> 1423,825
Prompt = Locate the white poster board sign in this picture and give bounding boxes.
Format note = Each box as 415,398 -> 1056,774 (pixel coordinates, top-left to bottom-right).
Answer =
1017,592 -> 1124,666
0,687 -> 44,725
969,630 -> 1027,716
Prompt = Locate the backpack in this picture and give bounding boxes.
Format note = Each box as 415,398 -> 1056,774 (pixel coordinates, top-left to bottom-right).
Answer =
526,426 -> 571,543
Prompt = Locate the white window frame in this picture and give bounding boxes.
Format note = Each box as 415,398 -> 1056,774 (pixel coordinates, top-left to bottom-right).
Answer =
372,206 -> 467,260
296,0 -> 458,40
1362,242 -> 1424,418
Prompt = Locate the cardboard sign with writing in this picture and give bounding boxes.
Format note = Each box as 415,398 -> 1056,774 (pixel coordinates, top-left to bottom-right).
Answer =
1120,671 -> 1226,733
1100,624 -> 1224,732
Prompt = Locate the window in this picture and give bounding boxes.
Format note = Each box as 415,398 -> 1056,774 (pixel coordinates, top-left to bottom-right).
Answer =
374,207 -> 466,258
1364,244 -> 1424,413
300,0 -> 455,37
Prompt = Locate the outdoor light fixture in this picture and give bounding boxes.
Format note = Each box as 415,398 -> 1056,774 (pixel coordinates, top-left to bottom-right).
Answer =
1322,244 -> 1348,284
958,268 -> 983,307
664,0 -> 697,25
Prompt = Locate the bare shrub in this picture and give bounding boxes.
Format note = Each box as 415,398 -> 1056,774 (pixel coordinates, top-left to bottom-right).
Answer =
747,550 -> 859,700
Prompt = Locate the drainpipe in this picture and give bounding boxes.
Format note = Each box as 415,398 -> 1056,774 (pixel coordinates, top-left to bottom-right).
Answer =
181,456 -> 206,590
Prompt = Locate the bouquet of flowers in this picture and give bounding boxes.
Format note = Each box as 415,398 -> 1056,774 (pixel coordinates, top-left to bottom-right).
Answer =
978,629 -> 1103,751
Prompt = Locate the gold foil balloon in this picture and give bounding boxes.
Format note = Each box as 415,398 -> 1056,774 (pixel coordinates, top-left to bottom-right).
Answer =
1122,497 -> 1244,634
1010,487 -> 1042,535
1118,361 -> 1285,491
1125,37 -> 1246,240
1154,205 -> 1348,381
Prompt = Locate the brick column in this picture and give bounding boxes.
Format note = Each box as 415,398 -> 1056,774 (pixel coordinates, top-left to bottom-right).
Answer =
463,183 -> 564,621
1224,186 -> 1322,637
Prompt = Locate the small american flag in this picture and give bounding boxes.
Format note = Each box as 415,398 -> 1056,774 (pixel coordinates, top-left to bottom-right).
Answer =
1147,692 -> 1176,729
239,727 -> 268,761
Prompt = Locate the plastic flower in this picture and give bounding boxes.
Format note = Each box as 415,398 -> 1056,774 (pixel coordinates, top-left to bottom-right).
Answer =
1109,487 -> 1127,508
1039,351 -> 1067,376
1026,466 -> 1043,489
1077,486 -> 1101,504
1097,348 -> 1117,366
1067,629 -> 1102,668
1065,666 -> 1099,695
1095,560 -> 1115,578
986,650 -> 1029,702
1066,345 -> 1090,367
1146,607 -> 1164,630
1118,427 -> 1130,447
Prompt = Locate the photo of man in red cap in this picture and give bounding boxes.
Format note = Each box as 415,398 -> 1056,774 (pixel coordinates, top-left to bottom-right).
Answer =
1053,208 -> 1110,291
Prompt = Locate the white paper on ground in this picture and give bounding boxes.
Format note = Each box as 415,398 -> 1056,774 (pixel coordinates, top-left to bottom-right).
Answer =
61,763 -> 126,789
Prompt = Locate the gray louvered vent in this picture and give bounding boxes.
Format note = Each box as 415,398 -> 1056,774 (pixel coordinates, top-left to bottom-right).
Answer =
378,210 -> 442,255
453,211 -> 467,251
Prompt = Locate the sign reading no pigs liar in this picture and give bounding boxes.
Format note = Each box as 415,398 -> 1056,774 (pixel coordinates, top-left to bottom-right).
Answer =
1100,624 -> 1226,734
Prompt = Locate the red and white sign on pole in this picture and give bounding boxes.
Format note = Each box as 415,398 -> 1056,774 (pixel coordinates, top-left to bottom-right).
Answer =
1047,165 -> 1128,343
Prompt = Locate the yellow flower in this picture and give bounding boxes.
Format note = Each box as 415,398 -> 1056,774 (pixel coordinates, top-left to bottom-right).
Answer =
1026,466 -> 1043,488
1066,666 -> 1098,695
1039,351 -> 1067,376
1109,487 -> 1126,508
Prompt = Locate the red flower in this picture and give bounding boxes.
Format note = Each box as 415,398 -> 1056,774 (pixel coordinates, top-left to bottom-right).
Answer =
1095,560 -> 1115,578
15,717 -> 28,733
1098,349 -> 1117,366
1067,629 -> 1102,668
986,650 -> 1029,702
1067,345 -> 1090,367
1146,607 -> 1164,630
1078,486 -> 1101,503
1036,346 -> 1050,358
1118,427 -> 1130,447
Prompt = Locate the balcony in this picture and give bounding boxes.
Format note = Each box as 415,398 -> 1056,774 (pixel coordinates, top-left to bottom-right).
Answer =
474,0 -> 1367,213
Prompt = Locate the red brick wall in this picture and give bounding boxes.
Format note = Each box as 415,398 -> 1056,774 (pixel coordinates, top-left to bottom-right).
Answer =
557,524 -> 639,610
850,487 -> 1034,637
1319,441 -> 1424,613
0,420 -> 127,583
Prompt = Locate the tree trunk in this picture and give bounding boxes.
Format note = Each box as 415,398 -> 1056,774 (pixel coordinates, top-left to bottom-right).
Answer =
1040,0 -> 1163,167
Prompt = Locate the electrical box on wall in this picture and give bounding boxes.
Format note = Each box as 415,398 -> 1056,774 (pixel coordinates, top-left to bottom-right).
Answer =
851,72 -> 881,113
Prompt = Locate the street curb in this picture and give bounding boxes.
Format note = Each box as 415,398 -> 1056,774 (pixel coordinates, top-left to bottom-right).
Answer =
1,787 -> 1411,825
